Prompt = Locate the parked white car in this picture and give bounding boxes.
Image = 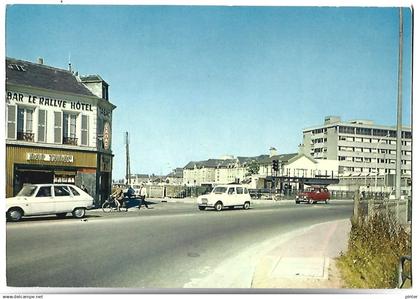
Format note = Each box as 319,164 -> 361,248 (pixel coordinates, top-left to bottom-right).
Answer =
6,184 -> 94,221
197,184 -> 252,211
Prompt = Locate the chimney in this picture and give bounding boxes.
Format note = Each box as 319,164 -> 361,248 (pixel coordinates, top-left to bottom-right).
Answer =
37,57 -> 44,65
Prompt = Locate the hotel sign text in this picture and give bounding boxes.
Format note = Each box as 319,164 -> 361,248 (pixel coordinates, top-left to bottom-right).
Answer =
7,91 -> 94,112
26,153 -> 74,163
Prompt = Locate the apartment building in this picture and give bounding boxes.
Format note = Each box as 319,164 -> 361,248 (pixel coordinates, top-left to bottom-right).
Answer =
5,57 -> 116,206
301,116 -> 412,192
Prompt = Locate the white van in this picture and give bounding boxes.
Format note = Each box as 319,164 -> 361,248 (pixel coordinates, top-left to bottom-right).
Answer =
197,184 -> 251,211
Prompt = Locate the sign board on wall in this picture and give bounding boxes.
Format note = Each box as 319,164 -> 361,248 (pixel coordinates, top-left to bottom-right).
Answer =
26,153 -> 74,163
103,121 -> 111,150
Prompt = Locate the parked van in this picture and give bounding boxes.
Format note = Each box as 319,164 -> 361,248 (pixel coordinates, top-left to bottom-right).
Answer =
197,184 -> 252,211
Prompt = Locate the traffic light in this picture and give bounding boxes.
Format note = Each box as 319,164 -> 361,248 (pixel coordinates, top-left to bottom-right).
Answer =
272,159 -> 279,172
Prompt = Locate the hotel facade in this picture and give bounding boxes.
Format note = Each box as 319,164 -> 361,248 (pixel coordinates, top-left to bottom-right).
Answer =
5,57 -> 116,206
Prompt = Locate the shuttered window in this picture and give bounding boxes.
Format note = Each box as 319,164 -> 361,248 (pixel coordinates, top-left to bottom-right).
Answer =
7,105 -> 16,139
81,115 -> 88,146
54,111 -> 62,143
38,110 -> 47,142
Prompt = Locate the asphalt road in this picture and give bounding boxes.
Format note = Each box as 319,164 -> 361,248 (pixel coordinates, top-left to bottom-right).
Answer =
6,199 -> 353,289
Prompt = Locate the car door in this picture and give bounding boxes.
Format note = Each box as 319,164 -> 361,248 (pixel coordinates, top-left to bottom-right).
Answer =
53,185 -> 74,213
226,187 -> 236,206
236,187 -> 244,205
314,188 -> 322,201
28,186 -> 55,215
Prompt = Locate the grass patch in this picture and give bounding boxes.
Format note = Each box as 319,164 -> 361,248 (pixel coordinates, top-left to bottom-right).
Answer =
337,212 -> 411,288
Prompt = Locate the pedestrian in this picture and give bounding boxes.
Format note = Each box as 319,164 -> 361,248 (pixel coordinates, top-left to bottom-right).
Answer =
138,184 -> 149,209
80,184 -> 89,194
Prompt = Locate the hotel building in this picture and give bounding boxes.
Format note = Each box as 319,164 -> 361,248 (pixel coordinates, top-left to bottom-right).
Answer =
5,57 -> 116,206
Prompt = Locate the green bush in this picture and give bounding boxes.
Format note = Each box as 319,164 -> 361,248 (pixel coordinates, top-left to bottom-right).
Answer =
337,212 -> 411,288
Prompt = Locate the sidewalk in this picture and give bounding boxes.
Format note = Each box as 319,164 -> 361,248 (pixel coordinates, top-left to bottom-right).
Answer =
251,219 -> 351,288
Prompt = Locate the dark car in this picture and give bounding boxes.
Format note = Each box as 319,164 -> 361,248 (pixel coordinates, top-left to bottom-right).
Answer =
295,186 -> 330,204
124,186 -> 136,198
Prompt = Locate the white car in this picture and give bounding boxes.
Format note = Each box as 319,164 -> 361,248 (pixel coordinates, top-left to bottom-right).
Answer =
6,184 -> 94,221
197,184 -> 252,211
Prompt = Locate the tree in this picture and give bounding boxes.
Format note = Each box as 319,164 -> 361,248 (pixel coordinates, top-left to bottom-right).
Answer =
246,160 -> 260,176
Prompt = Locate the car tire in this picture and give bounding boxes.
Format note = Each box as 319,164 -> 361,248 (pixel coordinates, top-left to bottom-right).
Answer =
198,206 -> 206,211
56,213 -> 67,218
72,208 -> 86,219
214,202 -> 223,211
243,202 -> 250,210
308,199 -> 314,204
325,199 -> 330,204
296,200 -> 300,204
7,208 -> 23,222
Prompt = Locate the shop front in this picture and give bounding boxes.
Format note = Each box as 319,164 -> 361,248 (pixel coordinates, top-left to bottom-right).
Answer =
6,145 -> 101,203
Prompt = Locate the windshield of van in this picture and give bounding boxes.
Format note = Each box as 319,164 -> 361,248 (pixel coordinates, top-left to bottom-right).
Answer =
212,187 -> 227,194
16,185 -> 38,197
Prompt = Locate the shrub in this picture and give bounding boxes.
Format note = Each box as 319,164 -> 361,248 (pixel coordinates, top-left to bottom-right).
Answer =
337,212 -> 411,288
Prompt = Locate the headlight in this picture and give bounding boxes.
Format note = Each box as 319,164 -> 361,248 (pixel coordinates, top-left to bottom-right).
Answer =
201,198 -> 208,204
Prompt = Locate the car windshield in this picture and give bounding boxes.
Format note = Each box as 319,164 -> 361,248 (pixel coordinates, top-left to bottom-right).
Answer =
16,185 -> 38,197
212,187 -> 227,194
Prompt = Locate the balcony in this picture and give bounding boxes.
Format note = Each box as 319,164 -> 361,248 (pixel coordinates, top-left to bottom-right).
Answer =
63,137 -> 78,145
17,131 -> 35,142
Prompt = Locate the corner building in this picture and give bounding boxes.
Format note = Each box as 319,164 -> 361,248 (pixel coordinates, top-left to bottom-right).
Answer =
5,57 -> 116,206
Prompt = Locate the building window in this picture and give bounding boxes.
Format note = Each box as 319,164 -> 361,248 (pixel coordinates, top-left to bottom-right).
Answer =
403,131 -> 412,139
17,107 -> 34,141
63,113 -> 77,145
38,109 -> 47,142
389,130 -> 397,138
54,111 -> 62,143
7,105 -> 16,139
373,129 -> 388,137
339,126 -> 355,134
81,115 -> 89,146
356,127 -> 372,136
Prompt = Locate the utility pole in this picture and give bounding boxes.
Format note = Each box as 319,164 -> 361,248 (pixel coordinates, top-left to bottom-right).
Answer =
125,132 -> 131,186
395,7 -> 403,200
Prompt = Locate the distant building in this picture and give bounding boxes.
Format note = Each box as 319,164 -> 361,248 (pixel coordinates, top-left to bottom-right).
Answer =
165,168 -> 184,185
5,57 -> 116,206
182,149 -> 339,189
301,116 -> 412,193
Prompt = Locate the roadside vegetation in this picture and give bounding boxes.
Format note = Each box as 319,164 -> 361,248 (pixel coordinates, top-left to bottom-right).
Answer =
337,211 -> 411,288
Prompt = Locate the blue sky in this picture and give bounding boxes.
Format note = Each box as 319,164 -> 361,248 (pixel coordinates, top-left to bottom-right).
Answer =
5,5 -> 413,179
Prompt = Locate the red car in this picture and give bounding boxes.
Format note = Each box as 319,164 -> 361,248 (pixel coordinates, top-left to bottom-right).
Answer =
296,186 -> 330,204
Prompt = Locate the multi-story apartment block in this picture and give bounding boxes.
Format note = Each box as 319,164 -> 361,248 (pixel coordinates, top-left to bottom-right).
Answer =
301,116 -> 412,192
5,57 -> 116,206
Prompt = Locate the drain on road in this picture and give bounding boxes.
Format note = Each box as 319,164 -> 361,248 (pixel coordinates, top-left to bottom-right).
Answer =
271,257 -> 327,279
188,252 -> 200,257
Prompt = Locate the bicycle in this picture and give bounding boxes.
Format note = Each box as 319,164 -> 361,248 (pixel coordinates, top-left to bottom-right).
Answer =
102,196 -> 125,213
